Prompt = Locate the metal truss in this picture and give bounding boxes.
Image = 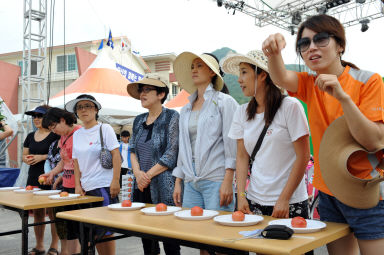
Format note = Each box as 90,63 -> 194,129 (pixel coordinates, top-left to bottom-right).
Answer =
215,0 -> 384,33
20,0 -> 47,163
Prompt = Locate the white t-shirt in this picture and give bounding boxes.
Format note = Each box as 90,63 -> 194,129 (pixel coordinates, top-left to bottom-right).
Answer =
121,143 -> 129,169
72,123 -> 120,192
228,97 -> 309,206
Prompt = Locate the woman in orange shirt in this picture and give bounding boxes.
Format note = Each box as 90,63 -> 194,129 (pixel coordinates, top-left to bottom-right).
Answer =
262,14 -> 384,255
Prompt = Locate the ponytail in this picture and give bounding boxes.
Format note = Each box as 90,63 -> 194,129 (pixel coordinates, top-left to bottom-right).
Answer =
341,60 -> 359,70
246,97 -> 258,121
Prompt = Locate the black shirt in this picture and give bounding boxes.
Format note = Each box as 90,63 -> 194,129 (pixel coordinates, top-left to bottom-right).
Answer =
24,131 -> 60,186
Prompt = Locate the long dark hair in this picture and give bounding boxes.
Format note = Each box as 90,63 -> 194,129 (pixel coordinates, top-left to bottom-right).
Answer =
296,14 -> 359,70
203,53 -> 229,92
246,65 -> 285,124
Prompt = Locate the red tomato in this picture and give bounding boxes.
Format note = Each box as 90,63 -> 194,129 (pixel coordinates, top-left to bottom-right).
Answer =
121,200 -> 132,207
191,206 -> 203,216
291,216 -> 307,228
128,177 -> 133,181
38,176 -> 46,185
25,185 -> 34,191
60,191 -> 69,197
156,203 -> 167,212
128,194 -> 131,198
128,183 -> 132,187
128,188 -> 131,192
232,211 -> 245,221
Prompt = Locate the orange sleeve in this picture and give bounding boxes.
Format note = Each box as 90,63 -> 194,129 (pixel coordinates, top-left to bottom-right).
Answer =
288,72 -> 311,104
359,73 -> 384,123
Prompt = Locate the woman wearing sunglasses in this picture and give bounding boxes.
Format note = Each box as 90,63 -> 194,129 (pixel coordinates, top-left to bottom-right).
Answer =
127,74 -> 180,255
23,105 -> 60,255
262,14 -> 384,255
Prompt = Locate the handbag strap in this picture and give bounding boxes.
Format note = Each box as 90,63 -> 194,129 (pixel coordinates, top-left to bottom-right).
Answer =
249,123 -> 269,168
249,95 -> 287,171
61,131 -> 74,147
99,124 -> 105,149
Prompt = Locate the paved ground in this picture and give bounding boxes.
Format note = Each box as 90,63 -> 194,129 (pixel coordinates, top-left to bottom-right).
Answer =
0,208 -> 328,255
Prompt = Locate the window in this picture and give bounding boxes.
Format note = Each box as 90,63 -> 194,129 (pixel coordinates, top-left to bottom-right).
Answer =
57,54 -> 77,72
18,60 -> 37,75
172,83 -> 178,97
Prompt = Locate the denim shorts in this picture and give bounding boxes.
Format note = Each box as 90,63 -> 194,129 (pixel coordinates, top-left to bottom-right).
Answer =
182,180 -> 235,212
318,191 -> 384,240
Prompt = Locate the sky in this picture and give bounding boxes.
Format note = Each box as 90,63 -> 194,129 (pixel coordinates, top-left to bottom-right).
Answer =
1,0 -> 384,75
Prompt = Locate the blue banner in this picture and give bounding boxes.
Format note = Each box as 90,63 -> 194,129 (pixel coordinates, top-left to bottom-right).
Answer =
115,63 -> 144,82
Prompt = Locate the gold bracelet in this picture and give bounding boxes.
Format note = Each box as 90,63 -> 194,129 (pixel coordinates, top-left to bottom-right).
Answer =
239,192 -> 247,197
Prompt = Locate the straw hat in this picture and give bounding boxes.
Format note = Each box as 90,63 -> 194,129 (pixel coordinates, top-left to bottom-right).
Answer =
319,116 -> 384,209
127,73 -> 168,100
173,52 -> 223,94
221,50 -> 269,76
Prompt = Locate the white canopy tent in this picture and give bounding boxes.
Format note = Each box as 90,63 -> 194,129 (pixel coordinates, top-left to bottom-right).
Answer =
49,48 -> 146,123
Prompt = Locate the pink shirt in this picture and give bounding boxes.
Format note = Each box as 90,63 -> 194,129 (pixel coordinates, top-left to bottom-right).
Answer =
60,125 -> 81,188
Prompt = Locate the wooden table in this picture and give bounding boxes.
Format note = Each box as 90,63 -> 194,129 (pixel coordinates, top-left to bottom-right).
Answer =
57,206 -> 351,255
0,191 -> 103,255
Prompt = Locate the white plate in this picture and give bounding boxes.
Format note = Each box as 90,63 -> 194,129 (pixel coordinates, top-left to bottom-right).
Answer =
268,219 -> 327,233
48,194 -> 81,200
213,214 -> 264,226
140,206 -> 182,216
33,190 -> 61,196
174,209 -> 219,221
0,187 -> 22,192
14,188 -> 41,193
108,202 -> 146,211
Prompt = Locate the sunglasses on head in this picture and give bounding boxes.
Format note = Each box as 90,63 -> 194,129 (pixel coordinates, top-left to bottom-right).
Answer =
297,32 -> 334,53
32,114 -> 44,119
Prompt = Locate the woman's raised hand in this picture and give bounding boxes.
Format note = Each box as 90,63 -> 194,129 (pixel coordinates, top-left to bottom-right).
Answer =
262,33 -> 287,58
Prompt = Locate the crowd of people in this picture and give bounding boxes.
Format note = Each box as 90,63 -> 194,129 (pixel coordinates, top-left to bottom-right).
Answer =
20,14 -> 383,255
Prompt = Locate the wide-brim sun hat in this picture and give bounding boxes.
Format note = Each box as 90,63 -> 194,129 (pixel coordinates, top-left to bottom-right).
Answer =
25,106 -> 48,116
64,94 -> 102,113
173,52 -> 223,94
220,49 -> 284,91
220,50 -> 269,76
127,73 -> 168,100
319,116 -> 384,209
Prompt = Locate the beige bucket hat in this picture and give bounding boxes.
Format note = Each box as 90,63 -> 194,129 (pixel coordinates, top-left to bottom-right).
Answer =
127,73 -> 168,100
221,50 -> 269,76
319,116 -> 384,209
173,52 -> 223,94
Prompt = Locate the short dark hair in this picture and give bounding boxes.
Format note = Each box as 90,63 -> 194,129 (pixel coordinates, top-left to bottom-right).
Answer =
42,107 -> 77,129
138,84 -> 169,104
121,130 -> 130,137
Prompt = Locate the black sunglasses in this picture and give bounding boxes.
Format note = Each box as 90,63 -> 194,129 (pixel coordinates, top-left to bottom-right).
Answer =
138,87 -> 157,94
32,114 -> 44,119
297,32 -> 334,53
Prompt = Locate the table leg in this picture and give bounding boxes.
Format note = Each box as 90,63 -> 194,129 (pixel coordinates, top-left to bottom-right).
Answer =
89,226 -> 96,255
20,210 -> 29,255
79,222 -> 87,255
